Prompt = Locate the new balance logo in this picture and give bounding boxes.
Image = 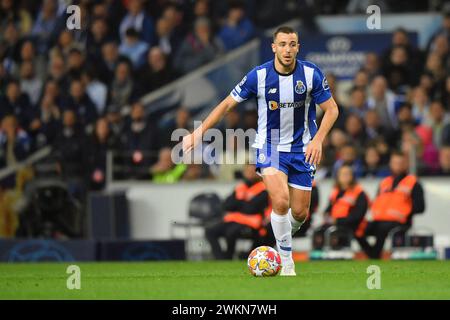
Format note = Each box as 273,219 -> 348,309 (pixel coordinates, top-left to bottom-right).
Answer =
268,88 -> 277,94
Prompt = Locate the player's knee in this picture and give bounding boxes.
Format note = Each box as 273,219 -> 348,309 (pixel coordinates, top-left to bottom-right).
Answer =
291,207 -> 308,222
271,194 -> 289,214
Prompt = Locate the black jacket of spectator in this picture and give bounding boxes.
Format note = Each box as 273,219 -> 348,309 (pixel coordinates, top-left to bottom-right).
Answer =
52,125 -> 87,179
0,93 -> 34,130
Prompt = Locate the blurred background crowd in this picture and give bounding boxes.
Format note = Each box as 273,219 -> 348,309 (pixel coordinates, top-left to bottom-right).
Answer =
0,0 -> 449,238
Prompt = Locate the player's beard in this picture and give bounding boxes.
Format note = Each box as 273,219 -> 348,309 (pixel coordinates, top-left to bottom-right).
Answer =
276,53 -> 295,69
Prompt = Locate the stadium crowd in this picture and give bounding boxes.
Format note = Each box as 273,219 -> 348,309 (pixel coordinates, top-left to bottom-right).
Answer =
0,0 -> 449,198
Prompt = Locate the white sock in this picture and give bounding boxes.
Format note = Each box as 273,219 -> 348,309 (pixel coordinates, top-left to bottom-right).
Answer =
288,209 -> 306,236
271,211 -> 294,266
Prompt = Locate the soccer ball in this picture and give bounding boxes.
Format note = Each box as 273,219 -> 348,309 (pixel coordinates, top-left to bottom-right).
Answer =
247,246 -> 281,277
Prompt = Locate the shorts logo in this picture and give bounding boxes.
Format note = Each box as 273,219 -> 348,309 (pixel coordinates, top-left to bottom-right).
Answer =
258,153 -> 266,163
268,100 -> 278,110
322,77 -> 330,90
295,80 -> 306,94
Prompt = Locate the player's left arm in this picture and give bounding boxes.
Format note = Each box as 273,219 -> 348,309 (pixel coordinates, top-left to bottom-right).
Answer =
305,97 -> 339,165
305,68 -> 339,166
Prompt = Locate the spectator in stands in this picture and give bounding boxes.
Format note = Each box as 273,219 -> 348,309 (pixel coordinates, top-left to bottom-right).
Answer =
427,12 -> 450,51
98,41 -> 120,84
137,46 -> 175,95
1,22 -> 21,74
352,69 -> 370,91
205,162 -> 271,260
19,60 -> 42,107
62,78 -> 98,133
321,128 -> 349,173
411,86 -> 430,124
367,75 -> 399,130
119,28 -> 149,69
0,80 -> 33,131
347,87 -> 368,118
52,109 -> 87,200
218,1 -> 255,51
29,91 -> 61,148
30,0 -> 60,55
344,113 -> 367,151
363,145 -> 390,177
437,146 -> 450,175
162,3 -> 186,43
332,144 -> 364,178
109,59 -> 136,111
86,18 -> 113,65
47,53 -> 69,93
17,40 -> 47,82
155,16 -> 182,57
364,110 -> 387,141
358,151 -> 425,259
424,52 -> 446,84
150,147 -> 187,183
373,137 -> 391,166
104,103 -> 124,141
174,17 -> 224,74
86,117 -> 121,190
81,70 -> 108,117
0,0 -> 33,35
382,45 -> 414,93
123,101 -> 160,174
382,28 -> 424,84
119,0 -> 155,45
67,48 -> 86,81
426,100 -> 450,148
54,109 -> 85,178
50,30 -> 81,61
362,52 -> 380,82
313,165 -> 369,249
0,114 -> 32,171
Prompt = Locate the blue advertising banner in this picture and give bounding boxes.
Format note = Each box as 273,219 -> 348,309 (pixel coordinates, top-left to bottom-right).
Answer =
260,32 -> 418,80
0,239 -> 97,262
0,239 -> 186,262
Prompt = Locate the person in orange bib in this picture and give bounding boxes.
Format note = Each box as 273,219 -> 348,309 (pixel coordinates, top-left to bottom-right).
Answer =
313,165 -> 369,249
205,162 -> 271,260
358,151 -> 425,259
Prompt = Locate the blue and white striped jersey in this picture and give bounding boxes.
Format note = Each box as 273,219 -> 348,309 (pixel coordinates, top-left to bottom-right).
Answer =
230,59 -> 331,153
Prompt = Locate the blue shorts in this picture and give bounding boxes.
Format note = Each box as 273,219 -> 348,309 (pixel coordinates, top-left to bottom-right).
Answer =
255,148 -> 316,191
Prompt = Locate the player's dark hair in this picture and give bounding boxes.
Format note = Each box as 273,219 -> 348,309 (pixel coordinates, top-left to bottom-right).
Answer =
273,26 -> 298,42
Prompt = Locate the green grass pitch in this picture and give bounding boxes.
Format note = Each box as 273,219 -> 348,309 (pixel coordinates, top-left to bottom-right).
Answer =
1,260 -> 450,299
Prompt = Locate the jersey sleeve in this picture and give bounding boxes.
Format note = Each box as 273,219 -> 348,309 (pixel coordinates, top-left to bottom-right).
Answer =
311,65 -> 332,104
230,68 -> 258,102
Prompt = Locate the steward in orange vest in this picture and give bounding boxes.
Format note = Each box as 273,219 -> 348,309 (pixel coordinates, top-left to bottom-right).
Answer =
205,163 -> 271,260
222,181 -> 272,236
327,183 -> 369,237
313,165 -> 369,250
371,174 -> 419,224
358,151 -> 425,259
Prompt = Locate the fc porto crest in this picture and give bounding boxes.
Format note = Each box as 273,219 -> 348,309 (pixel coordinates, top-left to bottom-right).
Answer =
295,80 -> 306,94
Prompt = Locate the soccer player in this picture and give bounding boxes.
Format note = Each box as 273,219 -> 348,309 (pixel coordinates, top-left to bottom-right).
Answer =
183,26 -> 339,276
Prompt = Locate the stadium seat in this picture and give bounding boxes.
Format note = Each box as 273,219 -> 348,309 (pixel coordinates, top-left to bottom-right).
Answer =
16,178 -> 82,238
170,192 -> 223,259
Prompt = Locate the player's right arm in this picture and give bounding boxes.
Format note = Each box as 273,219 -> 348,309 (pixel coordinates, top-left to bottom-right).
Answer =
182,69 -> 258,154
182,95 -> 238,154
